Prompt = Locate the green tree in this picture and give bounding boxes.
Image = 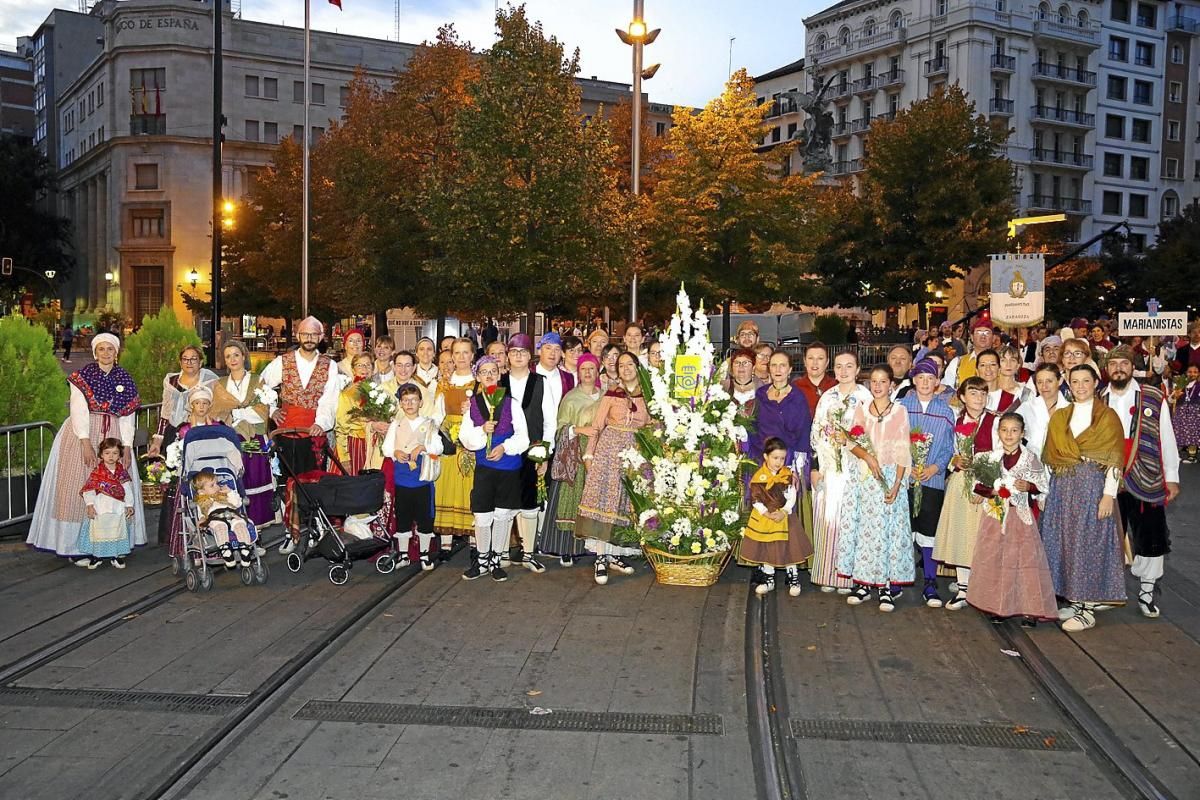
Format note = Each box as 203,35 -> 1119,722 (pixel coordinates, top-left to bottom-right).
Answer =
120,307 -> 203,401
1142,203 -> 1200,313
0,135 -> 74,304
422,5 -> 631,327
813,86 -> 1014,320
646,69 -> 828,323
0,314 -> 68,429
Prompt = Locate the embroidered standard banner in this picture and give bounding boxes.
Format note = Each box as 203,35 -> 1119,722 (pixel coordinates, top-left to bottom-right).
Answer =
990,253 -> 1045,327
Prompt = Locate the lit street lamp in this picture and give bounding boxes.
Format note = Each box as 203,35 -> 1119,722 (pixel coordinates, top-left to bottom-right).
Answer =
616,0 -> 660,324
187,269 -> 202,290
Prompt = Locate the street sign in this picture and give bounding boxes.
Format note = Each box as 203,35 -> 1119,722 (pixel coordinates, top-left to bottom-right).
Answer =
1118,312 -> 1188,337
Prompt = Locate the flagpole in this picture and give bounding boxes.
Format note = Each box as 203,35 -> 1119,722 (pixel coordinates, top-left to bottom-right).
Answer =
302,0 -> 311,319
210,0 -> 223,368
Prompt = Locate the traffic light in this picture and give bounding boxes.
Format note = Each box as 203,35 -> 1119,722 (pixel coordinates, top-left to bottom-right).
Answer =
1,257 -> 11,276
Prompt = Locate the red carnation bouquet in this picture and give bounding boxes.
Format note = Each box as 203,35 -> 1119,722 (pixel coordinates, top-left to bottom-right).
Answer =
954,419 -> 982,498
838,421 -> 890,493
909,428 -> 933,516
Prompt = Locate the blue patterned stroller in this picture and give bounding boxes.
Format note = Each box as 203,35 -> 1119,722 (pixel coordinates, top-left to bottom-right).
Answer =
175,425 -> 268,592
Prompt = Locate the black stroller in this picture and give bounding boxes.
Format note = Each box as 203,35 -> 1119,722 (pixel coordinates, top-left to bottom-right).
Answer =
272,429 -> 399,585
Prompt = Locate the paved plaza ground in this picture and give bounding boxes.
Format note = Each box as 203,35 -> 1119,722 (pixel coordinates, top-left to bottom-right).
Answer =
1,467 -> 1198,799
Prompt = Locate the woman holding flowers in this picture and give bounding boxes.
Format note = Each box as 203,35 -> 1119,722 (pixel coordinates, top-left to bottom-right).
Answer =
335,353 -> 377,475
432,338 -> 479,557
837,364 -> 914,610
338,328 -> 367,379
809,351 -> 870,593
538,353 -> 603,566
967,412 -> 1058,625
933,376 -> 1000,610
1039,364 -> 1127,632
210,339 -> 276,525
577,351 -> 650,585
899,358 -> 957,607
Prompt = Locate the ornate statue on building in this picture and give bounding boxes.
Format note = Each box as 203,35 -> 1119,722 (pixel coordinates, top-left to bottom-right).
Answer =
790,74 -> 836,174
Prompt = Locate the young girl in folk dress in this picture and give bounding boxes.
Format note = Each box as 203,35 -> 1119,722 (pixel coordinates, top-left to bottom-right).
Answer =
192,471 -> 255,568
838,365 -> 914,611
77,438 -> 136,569
966,413 -> 1058,627
934,376 -> 1000,611
1173,364 -> 1200,463
743,438 -> 814,597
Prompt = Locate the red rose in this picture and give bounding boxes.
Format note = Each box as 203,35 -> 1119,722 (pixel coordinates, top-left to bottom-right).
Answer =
955,422 -> 978,437
849,425 -> 866,437
485,385 -> 498,396
998,486 -> 1012,499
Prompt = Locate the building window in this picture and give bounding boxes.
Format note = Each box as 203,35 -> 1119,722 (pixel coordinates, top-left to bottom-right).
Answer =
130,67 -> 166,134
1165,158 -> 1179,179
293,80 -> 304,103
1130,156 -> 1149,179
655,121 -> 666,136
1170,82 -> 1182,103
97,82 -> 103,107
787,122 -> 798,139
79,99 -> 85,118
131,209 -> 165,238
130,114 -> 166,135
1111,0 -> 1129,22
132,266 -> 164,324
97,126 -> 104,142
1164,194 -> 1180,218
245,75 -> 259,97
1172,44 -> 1184,64
1168,119 -> 1181,140
263,77 -> 278,99
1134,41 -> 1154,66
311,83 -> 325,105
1102,191 -> 1122,215
1128,233 -> 1146,252
1109,36 -> 1128,62
1103,152 -> 1122,176
1135,3 -> 1155,27
245,119 -> 259,142
1106,75 -> 1126,100
134,163 -> 159,190
1128,193 -> 1148,217
1132,80 -> 1152,104
1131,118 -> 1151,142
88,91 -> 94,114
264,121 -> 278,144
311,126 -> 325,144
771,126 -> 781,143
339,85 -> 349,107
1105,114 -> 1125,139
293,124 -> 304,141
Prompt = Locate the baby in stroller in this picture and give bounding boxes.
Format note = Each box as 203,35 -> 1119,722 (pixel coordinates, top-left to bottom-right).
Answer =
192,470 -> 254,568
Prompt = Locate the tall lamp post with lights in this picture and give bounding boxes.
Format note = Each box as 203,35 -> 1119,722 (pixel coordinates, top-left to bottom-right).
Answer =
615,0 -> 660,324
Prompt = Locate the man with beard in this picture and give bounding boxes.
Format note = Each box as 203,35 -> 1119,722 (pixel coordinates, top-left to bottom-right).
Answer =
1102,346 -> 1180,618
260,316 -> 341,553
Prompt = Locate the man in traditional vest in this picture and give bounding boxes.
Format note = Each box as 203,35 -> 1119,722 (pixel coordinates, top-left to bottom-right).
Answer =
1102,346 -> 1180,618
260,316 -> 341,553
500,333 -> 558,572
942,312 -> 994,389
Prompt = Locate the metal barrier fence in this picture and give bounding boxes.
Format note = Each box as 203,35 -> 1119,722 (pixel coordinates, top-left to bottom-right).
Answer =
0,402 -> 162,531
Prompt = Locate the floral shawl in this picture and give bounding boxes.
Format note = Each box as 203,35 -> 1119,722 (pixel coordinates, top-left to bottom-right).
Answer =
68,363 -> 140,417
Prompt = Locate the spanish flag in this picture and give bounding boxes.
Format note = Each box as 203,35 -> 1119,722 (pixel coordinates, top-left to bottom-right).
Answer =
328,0 -> 342,8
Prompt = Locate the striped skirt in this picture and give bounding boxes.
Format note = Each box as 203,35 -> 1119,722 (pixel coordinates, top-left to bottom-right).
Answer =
809,471 -> 853,589
932,471 -> 983,568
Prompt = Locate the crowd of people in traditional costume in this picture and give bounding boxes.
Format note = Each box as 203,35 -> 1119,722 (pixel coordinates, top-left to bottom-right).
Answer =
25,310 -> 1196,634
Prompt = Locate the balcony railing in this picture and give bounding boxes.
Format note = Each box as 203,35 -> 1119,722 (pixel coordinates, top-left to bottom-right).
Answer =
876,68 -> 904,88
990,53 -> 1016,71
924,55 -> 949,76
851,117 -> 873,133
1027,194 -> 1093,213
848,158 -> 865,173
832,81 -> 852,100
852,76 -> 877,94
875,111 -> 896,123
1029,148 -> 1094,168
805,25 -> 907,64
1033,15 -> 1100,47
832,121 -> 852,138
766,99 -> 798,118
989,97 -> 1015,114
1030,105 -> 1095,127
1031,61 -> 1097,86
1169,14 -> 1200,32
829,160 -> 852,175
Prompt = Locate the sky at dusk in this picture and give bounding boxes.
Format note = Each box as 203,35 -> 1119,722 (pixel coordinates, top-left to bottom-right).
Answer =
1,0 -> 827,108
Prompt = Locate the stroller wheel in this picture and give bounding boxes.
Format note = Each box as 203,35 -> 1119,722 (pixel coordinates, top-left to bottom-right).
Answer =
329,564 -> 349,586
171,557 -> 181,577
286,552 -> 303,573
254,560 -> 269,584
240,566 -> 255,586
375,554 -> 396,575
200,569 -> 214,592
184,568 -> 199,592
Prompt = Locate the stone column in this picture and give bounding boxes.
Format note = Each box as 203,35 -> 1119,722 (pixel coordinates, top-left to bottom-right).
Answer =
97,171 -> 110,312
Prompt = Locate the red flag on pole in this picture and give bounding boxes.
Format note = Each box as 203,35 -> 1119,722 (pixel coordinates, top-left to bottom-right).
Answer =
154,81 -> 161,116
328,0 -> 341,7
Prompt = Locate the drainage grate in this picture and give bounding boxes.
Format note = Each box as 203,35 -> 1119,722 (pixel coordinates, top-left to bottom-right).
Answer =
294,700 -> 723,735
0,686 -> 249,714
790,718 -> 1079,752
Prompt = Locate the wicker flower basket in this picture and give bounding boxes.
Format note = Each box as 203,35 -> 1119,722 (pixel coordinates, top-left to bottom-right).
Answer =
642,545 -> 732,588
139,455 -> 167,507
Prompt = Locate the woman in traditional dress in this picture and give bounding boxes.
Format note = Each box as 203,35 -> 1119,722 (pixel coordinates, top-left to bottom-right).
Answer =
977,349 -> 1016,413
586,329 -> 609,360
967,412 -> 1058,626
27,334 -> 147,566
577,352 -> 650,585
838,364 -> 914,610
334,353 -> 377,475
208,339 -> 275,526
598,343 -> 621,391
753,343 -> 774,384
1173,364 -> 1200,463
432,338 -> 478,558
1058,339 -> 1096,400
997,345 -> 1034,406
1039,364 -> 1127,632
933,376 -> 1000,611
413,337 -> 441,420
1018,364 -> 1062,458
146,345 -> 219,457
164,384 -> 225,560
809,351 -> 870,593
338,328 -> 366,378
561,335 -> 583,386
538,353 -> 603,566
722,348 -> 762,418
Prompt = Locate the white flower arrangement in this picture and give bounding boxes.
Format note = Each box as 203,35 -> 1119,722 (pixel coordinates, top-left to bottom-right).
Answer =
254,384 -> 279,407
164,440 -> 183,472
614,285 -> 750,558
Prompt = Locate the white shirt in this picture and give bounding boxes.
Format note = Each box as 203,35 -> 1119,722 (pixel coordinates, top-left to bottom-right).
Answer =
508,369 -> 558,451
1103,385 -> 1180,484
459,394 -> 530,455
889,378 -> 911,401
381,415 -> 444,459
1070,399 -> 1121,495
260,351 -> 340,432
223,374 -> 265,427
1017,395 -> 1059,458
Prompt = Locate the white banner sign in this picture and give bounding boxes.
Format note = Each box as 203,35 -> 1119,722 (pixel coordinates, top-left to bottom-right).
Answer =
1118,312 -> 1188,337
989,253 -> 1044,326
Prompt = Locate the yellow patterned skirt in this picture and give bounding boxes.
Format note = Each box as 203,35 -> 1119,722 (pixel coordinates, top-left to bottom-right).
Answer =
434,414 -> 475,536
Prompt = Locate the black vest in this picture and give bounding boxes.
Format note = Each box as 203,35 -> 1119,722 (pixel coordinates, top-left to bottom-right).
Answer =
501,371 -> 546,444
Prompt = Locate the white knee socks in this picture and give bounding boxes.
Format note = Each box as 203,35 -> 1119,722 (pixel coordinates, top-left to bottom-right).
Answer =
516,510 -> 539,554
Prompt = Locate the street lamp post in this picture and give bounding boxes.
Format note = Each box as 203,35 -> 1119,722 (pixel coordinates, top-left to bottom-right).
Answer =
616,1 -> 660,326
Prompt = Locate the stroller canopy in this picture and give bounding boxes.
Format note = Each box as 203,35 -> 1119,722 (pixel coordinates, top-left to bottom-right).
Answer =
182,424 -> 245,478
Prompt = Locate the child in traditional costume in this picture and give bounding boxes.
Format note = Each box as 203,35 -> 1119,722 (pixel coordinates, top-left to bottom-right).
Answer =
1173,364 -> 1200,463
742,437 -> 813,596
192,471 -> 255,568
77,438 -> 135,569
383,383 -> 445,571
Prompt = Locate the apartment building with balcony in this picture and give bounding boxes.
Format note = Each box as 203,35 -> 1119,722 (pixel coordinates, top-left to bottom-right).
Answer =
753,58 -> 808,175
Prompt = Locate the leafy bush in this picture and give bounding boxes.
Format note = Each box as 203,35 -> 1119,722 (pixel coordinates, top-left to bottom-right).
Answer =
812,313 -> 848,345
120,307 -> 203,403
0,315 -> 69,472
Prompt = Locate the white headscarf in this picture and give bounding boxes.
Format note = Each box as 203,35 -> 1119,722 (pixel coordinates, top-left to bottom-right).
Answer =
187,384 -> 214,406
91,332 -> 121,355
